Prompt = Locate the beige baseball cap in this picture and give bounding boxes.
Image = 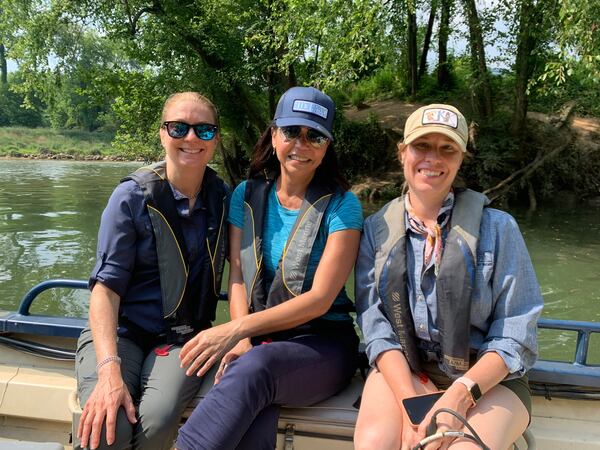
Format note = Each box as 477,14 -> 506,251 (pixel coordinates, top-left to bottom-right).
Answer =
403,104 -> 468,152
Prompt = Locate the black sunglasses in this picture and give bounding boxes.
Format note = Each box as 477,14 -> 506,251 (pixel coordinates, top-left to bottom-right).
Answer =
278,126 -> 329,148
162,121 -> 219,140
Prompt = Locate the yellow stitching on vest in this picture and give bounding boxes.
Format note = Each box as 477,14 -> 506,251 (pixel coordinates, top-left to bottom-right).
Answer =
244,200 -> 262,305
150,168 -> 165,180
135,165 -> 166,181
206,234 -> 215,295
281,193 -> 333,296
244,201 -> 260,267
147,204 -> 188,318
206,196 -> 227,295
250,255 -> 263,307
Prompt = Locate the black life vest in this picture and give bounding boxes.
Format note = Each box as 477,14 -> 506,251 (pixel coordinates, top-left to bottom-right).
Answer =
371,189 -> 489,377
240,172 -> 336,313
124,161 -> 228,344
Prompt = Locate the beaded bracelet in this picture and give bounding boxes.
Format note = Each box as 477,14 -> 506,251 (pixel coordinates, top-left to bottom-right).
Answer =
96,355 -> 122,371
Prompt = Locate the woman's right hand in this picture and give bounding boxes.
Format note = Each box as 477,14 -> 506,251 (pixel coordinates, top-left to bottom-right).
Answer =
214,338 -> 253,384
77,365 -> 137,450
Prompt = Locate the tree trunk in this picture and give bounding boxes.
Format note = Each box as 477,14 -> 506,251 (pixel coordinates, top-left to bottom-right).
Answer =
287,62 -> 297,88
418,1 -> 437,79
407,0 -> 418,96
218,136 -> 248,187
266,0 -> 276,118
267,68 -> 276,119
510,0 -> 538,138
437,0 -> 451,88
0,44 -> 7,85
462,0 -> 492,118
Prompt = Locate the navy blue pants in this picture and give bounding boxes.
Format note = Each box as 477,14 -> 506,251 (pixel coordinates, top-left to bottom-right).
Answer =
176,330 -> 358,450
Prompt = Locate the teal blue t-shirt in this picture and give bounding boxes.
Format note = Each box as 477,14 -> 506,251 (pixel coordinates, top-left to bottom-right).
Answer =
228,180 -> 363,320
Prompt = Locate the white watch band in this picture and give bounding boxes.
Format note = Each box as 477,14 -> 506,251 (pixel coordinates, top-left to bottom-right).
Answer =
454,376 -> 478,407
455,376 -> 476,390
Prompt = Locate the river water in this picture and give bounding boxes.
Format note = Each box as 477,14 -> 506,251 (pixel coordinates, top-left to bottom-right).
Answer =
1,159 -> 599,362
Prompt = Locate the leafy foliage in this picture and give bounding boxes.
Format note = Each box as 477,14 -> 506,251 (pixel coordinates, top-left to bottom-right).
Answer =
334,112 -> 394,181
1,0 -> 599,201
0,81 -> 44,126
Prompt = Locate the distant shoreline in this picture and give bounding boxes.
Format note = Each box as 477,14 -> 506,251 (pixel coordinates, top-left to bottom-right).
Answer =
0,153 -> 139,162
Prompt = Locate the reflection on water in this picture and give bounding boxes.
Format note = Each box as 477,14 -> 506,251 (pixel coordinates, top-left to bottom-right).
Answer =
509,206 -> 600,363
1,159 -> 599,362
0,160 -> 144,317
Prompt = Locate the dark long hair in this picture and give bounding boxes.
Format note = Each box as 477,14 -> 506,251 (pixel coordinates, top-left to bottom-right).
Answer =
248,125 -> 350,191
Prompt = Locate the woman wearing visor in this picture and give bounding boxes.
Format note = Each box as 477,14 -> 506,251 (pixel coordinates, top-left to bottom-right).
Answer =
354,104 -> 543,450
76,92 -> 229,450
176,86 -> 362,450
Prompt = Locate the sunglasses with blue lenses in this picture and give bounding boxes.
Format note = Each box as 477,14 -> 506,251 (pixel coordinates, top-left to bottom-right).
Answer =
278,126 -> 329,148
162,121 -> 219,141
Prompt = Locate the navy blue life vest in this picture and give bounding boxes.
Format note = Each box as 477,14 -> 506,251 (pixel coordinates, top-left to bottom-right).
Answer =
124,161 -> 229,344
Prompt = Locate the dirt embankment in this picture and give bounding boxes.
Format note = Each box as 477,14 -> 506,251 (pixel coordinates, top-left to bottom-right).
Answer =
345,99 -> 600,150
344,100 -> 600,201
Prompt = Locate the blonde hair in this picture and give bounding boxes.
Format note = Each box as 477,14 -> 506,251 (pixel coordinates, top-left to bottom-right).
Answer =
396,142 -> 407,162
161,92 -> 220,126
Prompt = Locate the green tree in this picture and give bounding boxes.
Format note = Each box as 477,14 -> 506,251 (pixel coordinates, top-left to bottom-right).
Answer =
0,72 -> 45,126
418,0 -> 437,80
533,0 -> 600,106
510,0 -> 548,138
462,0 -> 492,118
0,44 -> 6,85
406,0 -> 418,97
5,0 -> 389,183
0,0 -> 28,86
437,0 -> 452,88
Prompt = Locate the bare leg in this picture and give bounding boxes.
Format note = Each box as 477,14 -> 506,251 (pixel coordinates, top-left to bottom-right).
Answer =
354,368 -> 437,450
446,384 -> 529,450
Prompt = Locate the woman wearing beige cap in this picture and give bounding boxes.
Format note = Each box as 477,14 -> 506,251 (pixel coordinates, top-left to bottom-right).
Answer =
354,104 -> 543,450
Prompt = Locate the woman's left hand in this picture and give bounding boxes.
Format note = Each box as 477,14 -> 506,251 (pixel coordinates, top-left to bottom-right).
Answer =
180,320 -> 242,377
214,338 -> 253,384
418,384 -> 474,450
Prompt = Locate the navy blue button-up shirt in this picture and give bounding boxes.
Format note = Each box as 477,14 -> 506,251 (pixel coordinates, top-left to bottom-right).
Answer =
90,179 -> 207,338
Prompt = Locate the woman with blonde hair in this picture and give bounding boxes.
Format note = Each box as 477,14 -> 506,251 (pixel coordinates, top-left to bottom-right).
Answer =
76,92 -> 229,450
354,104 -> 543,450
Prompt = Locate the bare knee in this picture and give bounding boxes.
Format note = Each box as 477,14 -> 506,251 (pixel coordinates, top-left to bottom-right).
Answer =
354,423 -> 401,450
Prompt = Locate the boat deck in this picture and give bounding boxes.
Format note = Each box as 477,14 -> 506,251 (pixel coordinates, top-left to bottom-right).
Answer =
2,280 -> 600,449
2,331 -> 600,450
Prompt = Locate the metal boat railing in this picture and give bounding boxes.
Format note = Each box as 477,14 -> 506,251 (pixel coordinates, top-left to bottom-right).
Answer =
2,279 -> 600,396
530,318 -> 600,397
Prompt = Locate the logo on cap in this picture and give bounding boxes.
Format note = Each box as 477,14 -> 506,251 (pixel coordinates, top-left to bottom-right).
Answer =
422,108 -> 458,129
293,100 -> 329,119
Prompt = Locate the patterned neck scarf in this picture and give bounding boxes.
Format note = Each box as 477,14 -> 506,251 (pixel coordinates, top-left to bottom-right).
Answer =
405,191 -> 455,275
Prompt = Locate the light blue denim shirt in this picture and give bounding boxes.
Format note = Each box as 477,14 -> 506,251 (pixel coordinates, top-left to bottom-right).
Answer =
356,207 -> 543,377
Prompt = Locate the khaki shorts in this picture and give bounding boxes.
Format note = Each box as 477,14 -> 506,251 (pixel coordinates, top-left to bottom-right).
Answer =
422,360 -> 532,418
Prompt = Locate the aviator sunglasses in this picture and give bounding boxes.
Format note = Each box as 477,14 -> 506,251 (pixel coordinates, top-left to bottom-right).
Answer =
278,126 -> 329,148
162,121 -> 219,141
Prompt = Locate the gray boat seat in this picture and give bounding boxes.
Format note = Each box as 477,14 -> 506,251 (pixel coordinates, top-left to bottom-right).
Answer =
0,442 -> 64,450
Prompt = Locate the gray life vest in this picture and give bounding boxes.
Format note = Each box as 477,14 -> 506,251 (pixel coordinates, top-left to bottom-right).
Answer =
240,173 -> 335,313
371,189 -> 489,378
125,161 -> 228,344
